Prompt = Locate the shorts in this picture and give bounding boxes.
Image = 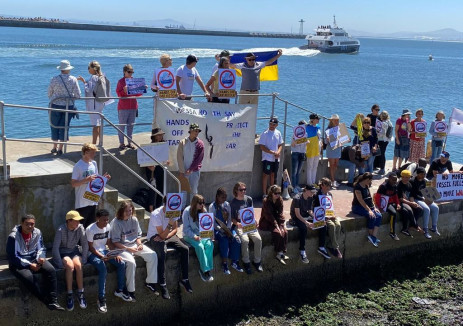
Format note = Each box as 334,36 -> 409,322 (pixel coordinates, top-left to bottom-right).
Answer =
262,160 -> 279,175
60,247 -> 81,260
88,104 -> 104,126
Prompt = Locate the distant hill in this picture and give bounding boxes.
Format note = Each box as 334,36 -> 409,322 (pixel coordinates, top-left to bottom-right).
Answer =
350,28 -> 463,41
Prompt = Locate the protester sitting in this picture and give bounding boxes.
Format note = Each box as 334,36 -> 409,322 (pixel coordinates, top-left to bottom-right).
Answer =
52,210 -> 89,311
290,185 -> 317,263
338,144 -> 365,187
110,201 -> 158,302
148,197 -> 192,298
397,170 -> 423,236
374,172 -> 401,240
398,158 -> 427,178
230,182 -> 263,274
7,214 -> 65,311
426,151 -> 454,180
351,117 -> 378,173
429,110 -> 446,162
182,194 -> 214,282
86,209 -> 130,312
209,187 -> 243,274
259,185 -> 289,265
351,173 -> 382,247
290,120 -> 308,193
312,178 -> 342,258
411,167 -> 440,238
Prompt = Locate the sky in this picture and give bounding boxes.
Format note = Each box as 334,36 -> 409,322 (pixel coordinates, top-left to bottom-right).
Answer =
2,0 -> 463,34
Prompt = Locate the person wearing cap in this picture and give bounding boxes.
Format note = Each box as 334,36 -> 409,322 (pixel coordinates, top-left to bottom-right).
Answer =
259,117 -> 284,196
429,111 -> 446,162
325,114 -> 342,188
374,172 -> 401,240
338,144 -> 366,187
176,54 -> 210,100
397,169 -> 423,237
233,49 -> 283,105
146,126 -> 169,211
71,143 -> 111,228
211,50 -> 231,75
411,167 -> 440,238
205,56 -> 232,103
177,123 -> 205,197
48,59 -> 81,155
52,210 -> 89,311
290,184 -> 317,263
7,214 -> 65,311
409,109 -> 427,163
426,151 -> 454,180
392,109 -> 412,171
290,120 -> 308,193
376,110 -> 393,175
305,113 -> 322,186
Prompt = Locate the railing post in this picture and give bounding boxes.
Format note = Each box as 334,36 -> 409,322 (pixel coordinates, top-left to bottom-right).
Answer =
279,101 -> 288,186
271,93 -> 276,117
0,101 -> 7,180
321,118 -> 326,159
64,99 -> 69,153
99,112 -> 104,173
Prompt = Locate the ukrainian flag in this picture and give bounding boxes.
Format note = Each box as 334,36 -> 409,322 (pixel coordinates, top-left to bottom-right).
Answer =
230,50 -> 279,81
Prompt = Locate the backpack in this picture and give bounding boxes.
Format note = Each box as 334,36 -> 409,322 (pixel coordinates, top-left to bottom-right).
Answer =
386,124 -> 393,139
93,75 -> 111,102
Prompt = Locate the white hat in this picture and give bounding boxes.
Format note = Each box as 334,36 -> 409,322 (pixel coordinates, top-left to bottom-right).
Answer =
329,114 -> 340,120
57,60 -> 74,71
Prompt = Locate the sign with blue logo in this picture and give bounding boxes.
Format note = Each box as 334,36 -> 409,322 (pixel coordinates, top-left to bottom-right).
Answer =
125,77 -> 147,95
166,193 -> 183,218
155,68 -> 177,99
312,206 -> 326,229
379,195 -> 389,212
83,175 -> 108,203
218,69 -> 237,98
434,121 -> 447,137
318,195 -> 335,217
414,121 -> 427,138
199,213 -> 214,239
293,125 -> 308,144
239,207 -> 257,234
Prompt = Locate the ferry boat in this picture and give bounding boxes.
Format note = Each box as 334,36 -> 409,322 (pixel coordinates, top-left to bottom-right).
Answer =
300,16 -> 360,53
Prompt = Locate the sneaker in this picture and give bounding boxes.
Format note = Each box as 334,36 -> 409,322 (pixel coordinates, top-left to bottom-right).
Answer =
401,229 -> 412,237
253,262 -> 264,272
114,289 -> 132,302
128,292 -> 136,302
66,293 -> 74,311
118,144 -> 126,150
179,279 -> 193,293
160,285 -> 171,300
293,187 -> 299,195
77,292 -> 87,309
334,248 -> 343,259
378,169 -> 386,175
333,181 -> 340,188
57,150 -> 63,156
97,297 -> 107,313
430,228 -> 441,236
317,247 -> 331,259
389,233 -> 400,241
47,302 -> 65,311
199,269 -> 208,282
375,238 -> 381,244
222,262 -> 231,275
50,148 -> 58,154
243,262 -> 252,275
145,283 -> 160,295
231,261 -> 244,273
367,235 -> 378,247
204,271 -> 214,282
424,232 -> 432,239
300,253 -> 310,264
276,254 -> 286,265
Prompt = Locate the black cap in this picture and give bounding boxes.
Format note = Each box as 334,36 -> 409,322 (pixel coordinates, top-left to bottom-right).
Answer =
220,50 -> 230,57
186,54 -> 198,64
416,167 -> 426,174
269,117 -> 278,124
304,184 -> 317,192
309,113 -> 320,120
245,52 -> 257,59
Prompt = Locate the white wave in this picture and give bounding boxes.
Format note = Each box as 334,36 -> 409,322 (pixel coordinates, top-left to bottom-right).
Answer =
234,46 -> 320,57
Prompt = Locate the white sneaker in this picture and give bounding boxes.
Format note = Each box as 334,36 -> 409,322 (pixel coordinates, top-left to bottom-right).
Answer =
333,181 -> 340,188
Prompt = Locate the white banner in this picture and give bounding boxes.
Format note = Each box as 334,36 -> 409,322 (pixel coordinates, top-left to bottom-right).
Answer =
435,173 -> 463,201
155,100 -> 257,172
448,108 -> 463,136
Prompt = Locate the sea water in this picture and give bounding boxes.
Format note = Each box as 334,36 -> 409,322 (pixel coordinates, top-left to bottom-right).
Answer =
0,27 -> 462,162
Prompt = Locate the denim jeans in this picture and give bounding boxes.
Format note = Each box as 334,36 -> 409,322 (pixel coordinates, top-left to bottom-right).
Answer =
50,104 -> 73,141
352,205 -> 382,229
215,230 -> 241,261
291,152 -> 306,187
416,200 -> 439,230
88,250 -> 126,299
430,139 -> 443,163
338,159 -> 356,183
366,155 -> 375,173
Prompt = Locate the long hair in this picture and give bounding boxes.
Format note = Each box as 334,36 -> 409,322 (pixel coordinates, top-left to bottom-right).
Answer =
116,200 -> 132,220
362,117 -> 372,139
218,57 -> 230,69
190,194 -> 206,222
354,172 -> 373,187
233,182 -> 246,197
88,60 -> 102,76
266,185 -> 283,215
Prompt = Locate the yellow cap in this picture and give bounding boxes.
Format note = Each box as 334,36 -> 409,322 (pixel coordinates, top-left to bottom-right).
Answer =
400,170 -> 412,177
65,210 -> 84,221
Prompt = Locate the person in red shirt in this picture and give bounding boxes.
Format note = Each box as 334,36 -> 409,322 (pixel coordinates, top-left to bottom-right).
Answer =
409,108 -> 426,163
374,172 -> 401,240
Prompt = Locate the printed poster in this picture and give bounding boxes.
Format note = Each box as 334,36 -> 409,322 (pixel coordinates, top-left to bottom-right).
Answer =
126,78 -> 147,95
165,193 -> 183,218
239,207 -> 257,234
155,68 -> 177,99
217,68 -> 237,98
414,121 -> 427,138
435,173 -> 463,201
199,213 -> 214,239
379,195 -> 389,212
312,206 -> 326,229
293,125 -> 308,144
318,195 -> 335,217
83,175 -> 108,203
434,121 -> 448,138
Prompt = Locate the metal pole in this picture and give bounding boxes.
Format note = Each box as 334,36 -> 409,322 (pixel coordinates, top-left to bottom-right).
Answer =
0,101 -> 7,180
271,93 -> 276,117
64,99 -> 69,153
321,117 -> 326,159
99,112 -> 104,173
279,102 -> 288,185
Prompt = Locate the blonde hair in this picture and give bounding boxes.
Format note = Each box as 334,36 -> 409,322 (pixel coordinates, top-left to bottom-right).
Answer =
160,54 -> 171,66
380,110 -> 389,120
88,60 -> 102,76
123,64 -> 133,73
81,143 -> 97,155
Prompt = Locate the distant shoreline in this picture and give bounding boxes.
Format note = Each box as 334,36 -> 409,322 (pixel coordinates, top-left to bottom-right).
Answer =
0,19 -> 304,39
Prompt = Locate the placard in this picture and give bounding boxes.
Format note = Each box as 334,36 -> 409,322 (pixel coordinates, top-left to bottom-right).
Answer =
155,68 -> 177,99
312,206 -> 326,229
375,120 -> 383,133
293,125 -> 308,144
434,121 -> 448,138
318,195 -> 335,217
435,173 -> 463,201
414,121 -> 427,138
421,187 -> 441,202
239,207 -> 257,234
379,195 -> 389,212
126,78 -> 147,95
137,142 -> 169,167
199,213 -> 214,239
217,69 -> 236,98
325,123 -> 350,150
165,193 -> 183,218
360,141 -> 371,158
83,175 -> 108,202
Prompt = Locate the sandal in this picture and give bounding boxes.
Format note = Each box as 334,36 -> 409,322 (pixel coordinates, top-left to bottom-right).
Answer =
118,144 -> 126,150
126,144 -> 136,150
51,148 -> 58,154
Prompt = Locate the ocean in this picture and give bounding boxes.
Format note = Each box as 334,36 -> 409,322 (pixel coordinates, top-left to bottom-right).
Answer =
0,26 -> 462,162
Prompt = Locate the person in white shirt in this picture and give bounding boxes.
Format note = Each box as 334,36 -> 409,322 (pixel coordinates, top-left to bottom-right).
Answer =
176,54 -> 210,100
259,117 -> 284,196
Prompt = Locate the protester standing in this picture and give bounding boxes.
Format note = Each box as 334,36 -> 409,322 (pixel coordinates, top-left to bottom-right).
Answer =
409,109 -> 426,163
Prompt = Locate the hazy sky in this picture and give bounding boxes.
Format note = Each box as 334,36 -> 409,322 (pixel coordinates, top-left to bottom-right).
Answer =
2,0 -> 463,33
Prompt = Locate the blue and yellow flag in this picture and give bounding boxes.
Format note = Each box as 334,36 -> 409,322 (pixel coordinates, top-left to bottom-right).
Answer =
230,50 -> 279,81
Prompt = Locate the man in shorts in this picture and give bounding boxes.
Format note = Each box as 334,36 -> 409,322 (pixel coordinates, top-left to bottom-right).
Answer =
259,117 -> 283,196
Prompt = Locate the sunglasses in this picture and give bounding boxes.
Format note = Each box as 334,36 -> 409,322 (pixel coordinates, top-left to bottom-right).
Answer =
363,122 -> 371,125
126,70 -> 134,73
239,188 -> 247,192
247,58 -> 256,61
274,192 -> 281,195
197,201 -> 205,205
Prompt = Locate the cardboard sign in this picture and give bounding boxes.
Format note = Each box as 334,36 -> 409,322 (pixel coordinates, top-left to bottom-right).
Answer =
312,206 -> 326,229
165,193 -> 183,218
83,175 -> 108,203
199,213 -> 214,239
325,123 -> 350,150
414,121 -> 427,138
434,121 -> 448,138
239,207 -> 257,234
155,68 -> 177,99
421,186 -> 441,202
318,195 -> 335,217
435,173 -> 463,201
360,141 -> 371,158
126,78 -> 147,95
137,142 -> 169,167
375,120 -> 383,133
217,69 -> 237,98
293,125 -> 308,144
379,195 -> 389,212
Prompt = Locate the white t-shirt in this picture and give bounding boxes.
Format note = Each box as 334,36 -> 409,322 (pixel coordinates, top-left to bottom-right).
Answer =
211,62 -> 219,76
176,65 -> 200,96
72,159 -> 98,208
259,129 -> 284,162
147,206 -> 180,240
85,222 -> 109,254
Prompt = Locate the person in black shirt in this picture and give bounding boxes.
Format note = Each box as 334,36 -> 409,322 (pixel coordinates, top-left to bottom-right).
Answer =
351,172 -> 382,247
426,151 -> 454,180
374,172 -> 401,240
338,144 -> 365,186
397,170 -> 423,236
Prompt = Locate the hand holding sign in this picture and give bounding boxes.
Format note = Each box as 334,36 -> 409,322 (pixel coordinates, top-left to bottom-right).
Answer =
218,69 -> 237,98
239,207 -> 257,234
293,125 -> 308,144
414,121 -> 427,138
199,213 -> 214,239
312,206 -> 326,229
166,193 -> 183,218
155,68 -> 177,99
83,175 -> 108,203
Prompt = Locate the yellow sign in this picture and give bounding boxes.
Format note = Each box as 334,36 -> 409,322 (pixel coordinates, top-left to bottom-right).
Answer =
218,89 -> 236,98
295,137 -> 308,144
243,224 -> 257,233
159,89 -> 178,99
325,209 -> 335,217
313,221 -> 325,229
165,210 -> 181,218
200,230 -> 214,239
83,192 -> 100,202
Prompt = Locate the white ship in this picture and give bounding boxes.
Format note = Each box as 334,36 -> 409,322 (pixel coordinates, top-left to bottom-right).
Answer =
300,16 -> 360,53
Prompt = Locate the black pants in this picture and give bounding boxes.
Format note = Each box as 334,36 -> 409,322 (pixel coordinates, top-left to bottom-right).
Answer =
386,203 -> 398,234
377,141 -> 389,170
149,235 -> 189,285
293,217 -> 325,250
145,166 -> 165,210
77,205 -> 97,228
10,260 -> 58,304
401,203 -> 422,230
